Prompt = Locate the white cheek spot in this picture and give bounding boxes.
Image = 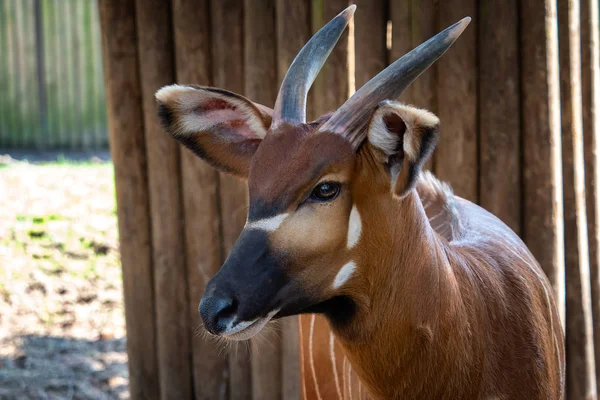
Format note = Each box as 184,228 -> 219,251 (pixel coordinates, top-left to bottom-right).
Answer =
347,205 -> 362,248
333,261 -> 357,289
245,213 -> 289,232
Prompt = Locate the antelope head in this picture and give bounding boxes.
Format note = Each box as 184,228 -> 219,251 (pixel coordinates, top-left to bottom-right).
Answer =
156,6 -> 470,340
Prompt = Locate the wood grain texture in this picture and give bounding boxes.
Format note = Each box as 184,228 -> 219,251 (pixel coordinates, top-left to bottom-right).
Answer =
97,1 -> 159,398
275,1 -> 311,398
478,0 -> 521,233
353,0 -> 386,89
410,0 -> 437,171
244,1 -> 284,399
581,0 -> 600,389
435,0 -> 478,202
519,0 -> 565,324
408,0 -> 437,107
559,0 -> 597,397
210,1 -> 252,399
312,0 -> 351,116
389,0 -> 435,174
171,0 -> 230,398
134,1 -> 193,399
389,0 -> 413,104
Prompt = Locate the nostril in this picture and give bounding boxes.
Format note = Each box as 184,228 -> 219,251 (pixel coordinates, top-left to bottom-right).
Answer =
217,297 -> 238,321
199,294 -> 239,334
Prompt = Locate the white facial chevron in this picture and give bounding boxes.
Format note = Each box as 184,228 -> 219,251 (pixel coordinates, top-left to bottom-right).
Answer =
245,213 -> 289,232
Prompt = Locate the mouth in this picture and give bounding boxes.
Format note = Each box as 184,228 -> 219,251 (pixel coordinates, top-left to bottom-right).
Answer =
220,309 -> 280,341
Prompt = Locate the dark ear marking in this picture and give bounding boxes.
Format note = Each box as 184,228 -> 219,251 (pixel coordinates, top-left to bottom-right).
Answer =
157,102 -> 175,131
393,122 -> 439,197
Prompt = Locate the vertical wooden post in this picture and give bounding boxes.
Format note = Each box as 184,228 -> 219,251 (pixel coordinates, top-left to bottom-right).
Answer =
435,0 -> 478,202
559,0 -> 597,397
21,0 -> 34,148
33,0 -> 48,150
4,0 -> 14,147
12,0 -> 24,148
408,0 -> 437,109
82,0 -> 94,149
519,0 -> 565,324
478,0 -> 521,233
0,0 -> 9,147
581,0 -> 600,389
170,0 -> 229,398
98,1 -> 160,399
244,1 -> 283,399
209,1 -> 252,399
313,0 -> 351,116
135,1 -> 193,399
73,0 -> 88,150
63,0 -> 77,149
44,0 -> 58,149
410,0 -> 437,171
353,0 -> 386,89
70,0 -> 83,149
275,2 -> 310,398
389,0 -> 412,104
57,0 -> 69,147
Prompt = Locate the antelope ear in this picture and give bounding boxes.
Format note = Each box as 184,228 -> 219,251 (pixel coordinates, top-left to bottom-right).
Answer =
367,101 -> 440,198
155,85 -> 273,179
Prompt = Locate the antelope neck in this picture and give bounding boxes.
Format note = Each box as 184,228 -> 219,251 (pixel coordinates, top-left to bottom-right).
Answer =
326,190 -> 463,399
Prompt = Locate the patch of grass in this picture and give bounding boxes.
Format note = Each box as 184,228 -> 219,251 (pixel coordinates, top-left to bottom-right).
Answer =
16,214 -> 65,224
0,281 -> 11,304
83,260 -> 100,281
28,229 -> 48,239
37,154 -> 111,168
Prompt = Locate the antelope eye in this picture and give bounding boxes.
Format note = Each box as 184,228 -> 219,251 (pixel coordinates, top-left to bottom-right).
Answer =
310,182 -> 341,202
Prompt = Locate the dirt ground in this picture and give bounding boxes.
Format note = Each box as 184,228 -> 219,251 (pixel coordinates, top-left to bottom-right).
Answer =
0,155 -> 128,399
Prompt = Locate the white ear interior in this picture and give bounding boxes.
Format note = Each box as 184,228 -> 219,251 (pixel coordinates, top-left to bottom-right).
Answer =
368,101 -> 439,162
155,85 -> 268,139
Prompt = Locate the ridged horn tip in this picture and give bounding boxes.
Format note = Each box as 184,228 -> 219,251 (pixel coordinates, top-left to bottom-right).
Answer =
449,17 -> 471,40
341,4 -> 357,19
271,5 -> 356,127
317,16 -> 471,146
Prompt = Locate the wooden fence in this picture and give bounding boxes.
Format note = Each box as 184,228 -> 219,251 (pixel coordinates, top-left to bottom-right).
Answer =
0,0 -> 107,150
99,0 -> 600,399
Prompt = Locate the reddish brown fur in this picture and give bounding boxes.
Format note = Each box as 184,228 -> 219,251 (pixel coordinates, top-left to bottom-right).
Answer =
300,149 -> 565,399
156,84 -> 565,400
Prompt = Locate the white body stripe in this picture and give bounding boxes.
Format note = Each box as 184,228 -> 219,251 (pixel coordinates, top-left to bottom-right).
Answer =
309,315 -> 323,400
330,332 -> 343,399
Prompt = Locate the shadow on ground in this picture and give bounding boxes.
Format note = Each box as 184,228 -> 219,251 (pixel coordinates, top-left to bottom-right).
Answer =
0,334 -> 128,400
0,157 -> 128,399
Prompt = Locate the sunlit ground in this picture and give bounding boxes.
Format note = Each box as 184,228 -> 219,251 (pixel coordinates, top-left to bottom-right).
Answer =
0,156 -> 128,399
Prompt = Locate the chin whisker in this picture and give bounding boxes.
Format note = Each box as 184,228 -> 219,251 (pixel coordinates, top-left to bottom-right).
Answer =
194,323 -> 240,356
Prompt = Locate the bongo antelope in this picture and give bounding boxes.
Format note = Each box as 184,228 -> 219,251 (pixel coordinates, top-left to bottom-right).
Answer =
155,6 -> 565,399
